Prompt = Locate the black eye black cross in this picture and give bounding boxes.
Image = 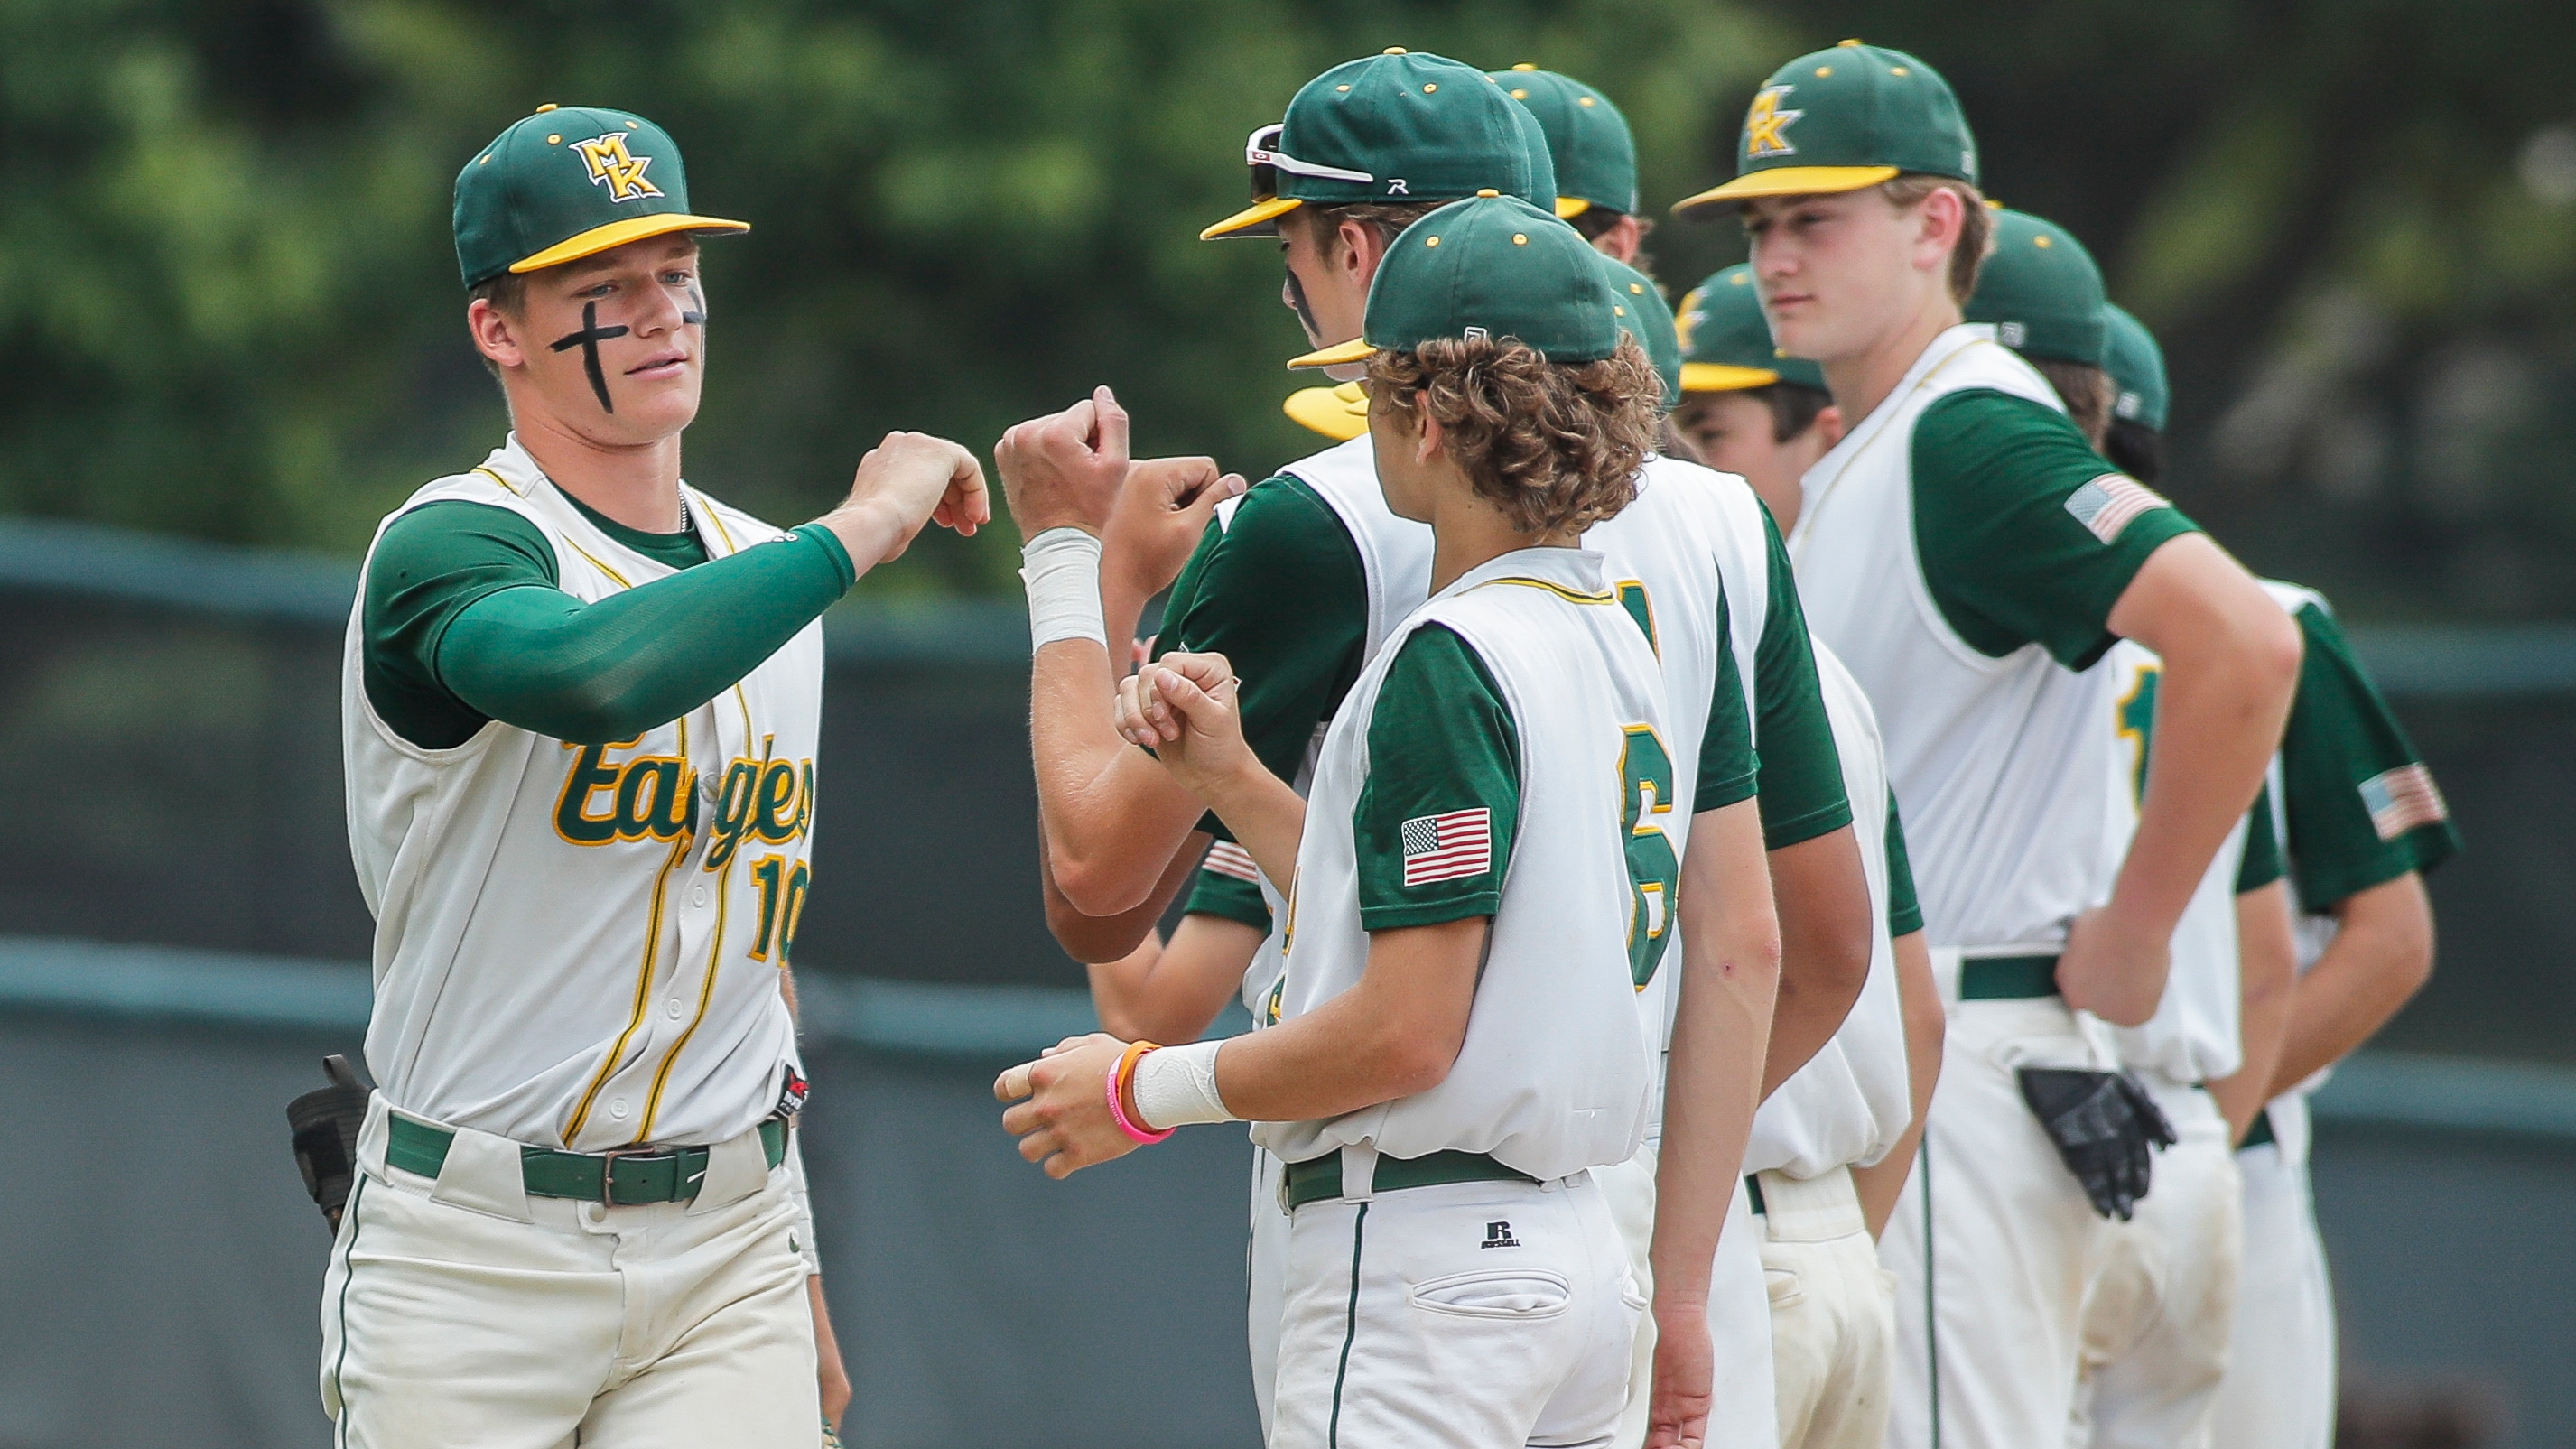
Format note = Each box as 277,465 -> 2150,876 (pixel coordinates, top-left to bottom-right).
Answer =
550,302 -> 630,413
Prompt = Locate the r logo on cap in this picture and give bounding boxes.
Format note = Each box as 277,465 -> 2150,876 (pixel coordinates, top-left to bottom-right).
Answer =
573,132 -> 663,203
1744,87 -> 1802,159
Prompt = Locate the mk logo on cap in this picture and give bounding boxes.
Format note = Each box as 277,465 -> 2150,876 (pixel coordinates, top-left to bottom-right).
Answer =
1744,87 -> 1803,159
574,132 -> 663,203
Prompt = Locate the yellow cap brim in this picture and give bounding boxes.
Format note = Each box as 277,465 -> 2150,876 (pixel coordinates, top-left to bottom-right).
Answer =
1670,165 -> 1902,215
510,213 -> 750,274
1680,362 -> 1782,392
1283,385 -> 1370,441
1201,195 -> 1303,241
1287,337 -> 1378,370
1555,196 -> 1592,219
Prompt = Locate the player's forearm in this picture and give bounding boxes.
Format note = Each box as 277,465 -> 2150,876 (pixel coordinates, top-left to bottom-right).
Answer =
1193,762 -> 1308,890
1853,930 -> 1941,1238
1087,913 -> 1263,1045
2100,543 -> 2302,1017
2270,872 -> 2433,1094
438,526 -> 854,745
1211,918 -> 1484,1121
1100,578 -> 1150,669
1040,831 -> 1204,962
1651,803 -> 1779,1301
1761,823 -> 1870,1099
2208,882 -> 2297,1140
1031,647 -> 1211,915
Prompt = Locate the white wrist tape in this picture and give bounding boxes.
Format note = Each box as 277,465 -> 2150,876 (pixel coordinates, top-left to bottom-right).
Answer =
1132,1039 -> 1235,1131
1018,527 -> 1107,649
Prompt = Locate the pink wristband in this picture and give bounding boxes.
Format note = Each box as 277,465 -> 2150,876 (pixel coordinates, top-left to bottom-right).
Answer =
1107,1042 -> 1176,1145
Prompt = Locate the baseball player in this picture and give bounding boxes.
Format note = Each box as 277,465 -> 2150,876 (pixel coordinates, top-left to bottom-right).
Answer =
1490,64 -> 1652,265
2097,308 -> 2461,1449
1669,265 -> 1845,480
998,195 -> 1701,1449
1672,41 -> 2304,1449
1966,211 -> 2298,1449
1667,260 -> 1948,1449
2076,634 -> 2292,1449
324,105 -> 987,1449
999,49 -> 1869,1443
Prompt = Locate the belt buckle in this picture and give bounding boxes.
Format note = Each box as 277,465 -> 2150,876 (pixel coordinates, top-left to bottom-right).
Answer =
598,1146 -> 665,1207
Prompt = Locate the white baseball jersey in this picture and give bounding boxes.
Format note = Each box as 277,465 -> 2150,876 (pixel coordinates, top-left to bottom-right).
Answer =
1744,642 -> 1912,1176
342,437 -> 820,1151
1787,325 -> 2124,951
1221,446 -> 1775,1028
2099,639 -> 2253,1083
1254,547 -> 1668,1181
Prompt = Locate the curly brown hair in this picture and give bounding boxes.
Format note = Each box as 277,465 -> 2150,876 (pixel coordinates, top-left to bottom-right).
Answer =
1366,333 -> 1661,535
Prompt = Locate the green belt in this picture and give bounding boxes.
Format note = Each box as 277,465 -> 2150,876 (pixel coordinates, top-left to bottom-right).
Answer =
386,1115 -> 786,1206
2240,1108 -> 2277,1151
1958,954 -> 2060,1001
1744,1173 -> 1766,1216
1283,1149 -> 1537,1210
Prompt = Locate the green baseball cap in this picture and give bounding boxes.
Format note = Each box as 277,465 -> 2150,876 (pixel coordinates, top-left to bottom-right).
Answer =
2101,303 -> 2169,432
1673,265 -> 1827,393
1965,209 -> 2107,367
1673,41 -> 1976,214
454,104 -> 747,288
1288,194 -> 1621,368
1600,255 -> 1681,410
1491,65 -> 1638,218
1203,49 -> 1551,240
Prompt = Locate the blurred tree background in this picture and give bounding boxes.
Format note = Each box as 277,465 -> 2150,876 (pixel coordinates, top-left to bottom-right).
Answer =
2,0 -> 2572,620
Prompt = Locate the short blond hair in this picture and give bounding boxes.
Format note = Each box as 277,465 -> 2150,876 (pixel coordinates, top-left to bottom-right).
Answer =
1880,175 -> 1993,305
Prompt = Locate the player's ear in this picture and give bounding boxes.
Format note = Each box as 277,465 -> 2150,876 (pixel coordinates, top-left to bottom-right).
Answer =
1813,404 -> 1846,450
1414,409 -> 1446,467
468,297 -> 528,372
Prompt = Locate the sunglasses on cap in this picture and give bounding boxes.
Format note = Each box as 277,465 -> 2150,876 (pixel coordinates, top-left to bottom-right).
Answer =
1243,123 -> 1375,202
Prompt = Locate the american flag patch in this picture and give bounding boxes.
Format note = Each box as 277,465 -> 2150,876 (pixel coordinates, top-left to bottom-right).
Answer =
2064,474 -> 2169,543
1400,808 -> 1493,887
2358,763 -> 2449,841
1204,839 -> 1260,884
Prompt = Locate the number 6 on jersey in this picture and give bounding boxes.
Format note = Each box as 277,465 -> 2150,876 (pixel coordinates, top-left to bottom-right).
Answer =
1619,725 -> 1680,989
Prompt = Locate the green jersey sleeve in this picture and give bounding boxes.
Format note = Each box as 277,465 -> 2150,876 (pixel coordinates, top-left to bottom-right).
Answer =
1354,625 -> 1521,931
1691,585 -> 1759,813
1161,475 -> 1371,839
1184,845 -> 1274,931
364,501 -> 563,749
1749,510 -> 1853,847
1911,389 -> 2201,670
2236,782 -> 2285,894
362,498 -> 856,750
2277,599 -> 2460,908
1884,790 -> 1924,937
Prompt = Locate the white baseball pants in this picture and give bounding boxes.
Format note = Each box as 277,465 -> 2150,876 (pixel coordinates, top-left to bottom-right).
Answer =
319,1099 -> 817,1449
2206,1098 -> 2335,1449
1601,1139 -> 1779,1449
1250,1143 -> 1291,1437
1271,1158 -> 1638,1449
2067,1075 -> 2244,1449
1753,1166 -> 1892,1449
1882,993 -> 2116,1449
